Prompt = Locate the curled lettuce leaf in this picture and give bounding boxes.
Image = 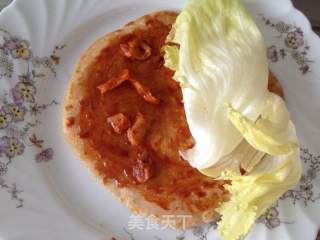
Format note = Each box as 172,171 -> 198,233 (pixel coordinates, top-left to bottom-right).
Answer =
200,140 -> 265,178
214,92 -> 300,240
217,150 -> 301,240
203,92 -> 301,240
164,0 -> 269,169
227,93 -> 298,156
195,92 -> 297,180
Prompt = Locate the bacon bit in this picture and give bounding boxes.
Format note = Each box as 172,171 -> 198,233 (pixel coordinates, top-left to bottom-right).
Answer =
96,69 -> 130,94
129,78 -> 160,104
127,112 -> 148,146
107,113 -> 131,134
120,39 -> 152,61
132,149 -> 155,183
97,68 -> 159,104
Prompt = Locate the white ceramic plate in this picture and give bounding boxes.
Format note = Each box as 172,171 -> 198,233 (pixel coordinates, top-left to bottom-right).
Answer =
0,0 -> 319,239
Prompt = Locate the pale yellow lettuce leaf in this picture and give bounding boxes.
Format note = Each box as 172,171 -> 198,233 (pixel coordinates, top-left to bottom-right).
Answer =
215,92 -> 301,240
227,93 -> 298,156
217,150 -> 301,240
164,0 -> 269,169
200,140 -> 265,178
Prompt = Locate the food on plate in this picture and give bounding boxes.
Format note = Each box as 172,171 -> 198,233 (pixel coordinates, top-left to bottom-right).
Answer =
63,0 -> 301,238
63,11 -> 227,228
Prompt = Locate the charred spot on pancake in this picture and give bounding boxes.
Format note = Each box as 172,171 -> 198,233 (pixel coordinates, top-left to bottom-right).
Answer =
65,104 -> 73,111
79,129 -> 90,138
66,116 -> 75,127
132,149 -> 155,183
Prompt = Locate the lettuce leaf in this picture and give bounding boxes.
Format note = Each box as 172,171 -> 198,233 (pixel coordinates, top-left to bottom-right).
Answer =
227,93 -> 298,156
215,92 -> 301,240
200,93 -> 301,240
217,150 -> 301,240
200,140 -> 265,178
164,0 -> 269,169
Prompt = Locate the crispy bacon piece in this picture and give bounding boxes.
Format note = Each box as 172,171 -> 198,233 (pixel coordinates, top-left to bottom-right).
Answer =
129,78 -> 160,104
120,39 -> 152,61
107,113 -> 131,134
97,69 -> 130,94
132,149 -> 155,183
127,112 -> 148,146
97,69 -> 159,104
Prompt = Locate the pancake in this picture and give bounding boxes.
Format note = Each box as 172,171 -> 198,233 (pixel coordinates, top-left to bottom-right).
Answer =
63,11 -> 284,228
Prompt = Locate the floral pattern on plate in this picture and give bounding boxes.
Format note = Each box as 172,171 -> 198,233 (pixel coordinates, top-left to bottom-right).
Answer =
0,28 -> 64,208
260,15 -> 314,74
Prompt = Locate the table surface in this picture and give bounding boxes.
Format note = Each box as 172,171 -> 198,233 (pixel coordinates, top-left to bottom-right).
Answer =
0,0 -> 319,239
292,0 -> 320,36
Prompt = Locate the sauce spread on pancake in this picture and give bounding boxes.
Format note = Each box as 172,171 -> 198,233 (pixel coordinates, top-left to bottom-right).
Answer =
69,18 -> 228,212
68,17 -> 281,212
